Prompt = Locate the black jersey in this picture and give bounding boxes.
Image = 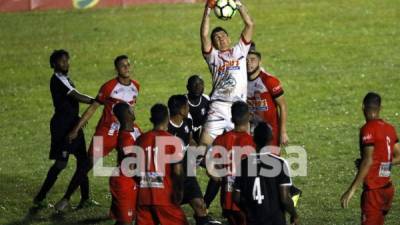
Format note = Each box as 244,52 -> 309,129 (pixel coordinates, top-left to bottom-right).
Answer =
168,118 -> 193,146
50,73 -> 79,120
234,153 -> 292,225
186,94 -> 209,142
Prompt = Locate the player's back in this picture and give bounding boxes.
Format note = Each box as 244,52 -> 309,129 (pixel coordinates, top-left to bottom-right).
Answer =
213,130 -> 255,210
236,153 -> 291,225
360,119 -> 399,190
136,130 -> 180,206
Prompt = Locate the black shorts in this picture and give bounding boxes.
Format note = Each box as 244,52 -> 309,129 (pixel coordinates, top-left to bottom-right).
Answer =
49,116 -> 86,161
246,210 -> 286,225
181,176 -> 203,205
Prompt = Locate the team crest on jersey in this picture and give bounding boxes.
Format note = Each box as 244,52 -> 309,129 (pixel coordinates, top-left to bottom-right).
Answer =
72,0 -> 100,9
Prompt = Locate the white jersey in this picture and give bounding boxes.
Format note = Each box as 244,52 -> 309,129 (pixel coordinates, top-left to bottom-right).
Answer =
203,37 -> 251,102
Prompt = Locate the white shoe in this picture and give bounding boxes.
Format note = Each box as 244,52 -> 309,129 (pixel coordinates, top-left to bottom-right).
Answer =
54,198 -> 69,212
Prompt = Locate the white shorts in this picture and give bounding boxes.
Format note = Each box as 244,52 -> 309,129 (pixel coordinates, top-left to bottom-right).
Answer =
203,101 -> 234,139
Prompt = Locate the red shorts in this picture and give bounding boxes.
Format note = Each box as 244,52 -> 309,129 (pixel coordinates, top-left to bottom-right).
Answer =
109,175 -> 138,223
88,128 -> 118,158
361,183 -> 394,225
223,209 -> 247,225
136,205 -> 188,225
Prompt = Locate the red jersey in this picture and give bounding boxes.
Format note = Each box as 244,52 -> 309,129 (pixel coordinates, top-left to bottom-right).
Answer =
247,71 -> 284,146
116,125 -> 142,165
213,130 -> 255,211
360,119 -> 399,190
95,78 -> 140,134
136,130 -> 183,206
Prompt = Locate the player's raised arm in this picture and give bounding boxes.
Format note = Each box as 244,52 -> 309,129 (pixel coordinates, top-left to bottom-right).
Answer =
200,0 -> 215,53
340,146 -> 374,208
236,0 -> 254,43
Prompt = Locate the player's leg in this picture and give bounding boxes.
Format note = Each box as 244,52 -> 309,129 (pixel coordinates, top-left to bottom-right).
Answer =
55,131 -> 116,211
109,175 -> 136,225
33,159 -> 68,206
223,210 -> 246,225
136,206 -> 157,225
204,178 -> 221,208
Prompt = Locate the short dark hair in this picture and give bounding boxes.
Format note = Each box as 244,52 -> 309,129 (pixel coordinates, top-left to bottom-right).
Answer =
253,122 -> 273,150
50,49 -> 69,68
114,55 -> 129,68
187,75 -> 203,86
231,101 -> 249,125
113,102 -> 131,124
211,26 -> 228,46
150,103 -> 169,125
363,92 -> 381,110
168,95 -> 188,116
248,41 -> 261,59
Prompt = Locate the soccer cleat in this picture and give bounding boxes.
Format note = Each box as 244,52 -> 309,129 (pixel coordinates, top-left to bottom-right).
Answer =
206,215 -> 222,225
54,198 -> 70,212
75,199 -> 100,210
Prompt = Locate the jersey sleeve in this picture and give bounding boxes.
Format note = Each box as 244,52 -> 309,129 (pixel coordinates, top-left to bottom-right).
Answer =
203,47 -> 217,64
95,82 -> 112,104
265,76 -> 284,98
277,158 -> 292,186
360,125 -> 375,148
54,74 -> 75,95
233,36 -> 252,56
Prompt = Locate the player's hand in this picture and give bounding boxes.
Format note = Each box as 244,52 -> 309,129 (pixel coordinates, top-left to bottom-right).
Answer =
290,215 -> 300,225
206,0 -> 216,8
280,131 -> 289,146
67,130 -> 79,143
340,188 -> 355,209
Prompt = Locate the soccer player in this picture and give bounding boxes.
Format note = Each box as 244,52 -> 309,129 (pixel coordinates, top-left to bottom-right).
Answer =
199,0 -> 254,146
54,55 -> 140,211
186,75 -> 210,144
246,46 -> 288,147
33,49 -> 94,208
136,103 -> 188,225
233,122 -> 300,225
341,92 -> 400,225
167,95 -> 219,225
210,101 -> 255,225
110,102 -> 141,225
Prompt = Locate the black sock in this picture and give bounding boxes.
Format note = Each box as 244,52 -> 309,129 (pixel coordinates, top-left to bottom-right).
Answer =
204,179 -> 220,208
80,175 -> 89,201
195,215 -> 209,225
34,164 -> 63,202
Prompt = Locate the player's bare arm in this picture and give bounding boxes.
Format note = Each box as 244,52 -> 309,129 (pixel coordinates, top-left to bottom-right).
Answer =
68,90 -> 94,104
392,143 -> 400,165
171,162 -> 184,205
236,0 -> 254,43
275,95 -> 289,146
340,146 -> 373,208
67,102 -> 100,142
200,1 -> 214,53
279,186 -> 299,225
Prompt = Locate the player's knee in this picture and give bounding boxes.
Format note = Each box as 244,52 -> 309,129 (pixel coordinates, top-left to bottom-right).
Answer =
54,160 -> 68,170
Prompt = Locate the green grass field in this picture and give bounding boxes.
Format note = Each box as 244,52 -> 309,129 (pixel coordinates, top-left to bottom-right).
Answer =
1,0 -> 399,224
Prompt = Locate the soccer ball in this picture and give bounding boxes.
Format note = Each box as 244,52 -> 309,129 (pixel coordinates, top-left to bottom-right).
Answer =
214,0 -> 237,20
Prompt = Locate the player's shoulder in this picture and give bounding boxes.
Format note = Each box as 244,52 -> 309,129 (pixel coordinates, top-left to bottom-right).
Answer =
260,71 -> 280,83
100,77 -> 119,90
131,79 -> 140,90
